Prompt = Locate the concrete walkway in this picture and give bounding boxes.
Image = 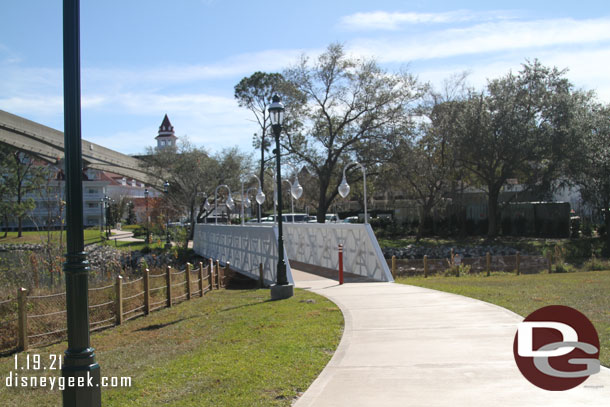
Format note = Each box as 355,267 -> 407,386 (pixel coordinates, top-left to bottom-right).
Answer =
293,271 -> 610,407
109,229 -> 144,242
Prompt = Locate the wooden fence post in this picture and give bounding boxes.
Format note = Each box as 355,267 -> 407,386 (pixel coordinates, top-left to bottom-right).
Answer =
198,262 -> 204,296
17,287 -> 28,351
423,255 -> 428,278
115,275 -> 123,325
391,255 -> 396,279
219,261 -> 227,288
215,260 -> 220,289
259,263 -> 264,288
166,266 -> 173,307
186,263 -> 192,300
516,252 -> 521,275
486,252 -> 491,277
143,268 -> 150,315
208,259 -> 214,291
547,250 -> 553,274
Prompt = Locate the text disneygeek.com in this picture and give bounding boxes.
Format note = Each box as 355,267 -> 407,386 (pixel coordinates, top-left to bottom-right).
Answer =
4,353 -> 131,391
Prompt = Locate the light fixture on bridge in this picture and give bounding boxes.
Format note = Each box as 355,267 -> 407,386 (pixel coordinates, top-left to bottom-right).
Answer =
291,176 -> 303,200
338,162 -> 368,224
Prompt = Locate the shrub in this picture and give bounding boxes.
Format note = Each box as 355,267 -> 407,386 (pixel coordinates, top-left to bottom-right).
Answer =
553,262 -> 575,273
582,257 -> 608,271
582,221 -> 593,237
597,224 -> 606,237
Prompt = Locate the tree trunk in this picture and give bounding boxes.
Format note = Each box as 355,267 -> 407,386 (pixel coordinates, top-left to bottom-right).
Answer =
316,176 -> 331,223
487,185 -> 501,237
604,202 -> 610,257
186,200 -> 196,248
417,201 -> 434,240
2,214 -> 7,238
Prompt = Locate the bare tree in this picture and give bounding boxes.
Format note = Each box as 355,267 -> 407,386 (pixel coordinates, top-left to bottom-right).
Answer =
281,43 -> 424,222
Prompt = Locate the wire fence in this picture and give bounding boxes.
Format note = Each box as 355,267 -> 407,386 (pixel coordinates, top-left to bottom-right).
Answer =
388,251 -> 552,278
1,259 -> 234,354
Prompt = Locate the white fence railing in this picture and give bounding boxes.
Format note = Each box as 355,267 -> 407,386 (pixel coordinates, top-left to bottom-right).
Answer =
193,224 -> 294,286
284,223 -> 393,282
193,223 -> 392,283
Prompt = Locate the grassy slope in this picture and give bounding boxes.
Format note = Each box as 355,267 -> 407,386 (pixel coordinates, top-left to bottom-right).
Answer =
0,288 -> 343,406
0,229 -> 104,246
397,270 -> 610,367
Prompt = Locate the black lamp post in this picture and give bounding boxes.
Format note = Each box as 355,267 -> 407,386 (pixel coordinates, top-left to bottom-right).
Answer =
163,181 -> 171,248
99,197 -> 104,235
61,0 -> 102,405
144,188 -> 150,244
268,95 -> 294,299
104,195 -> 111,240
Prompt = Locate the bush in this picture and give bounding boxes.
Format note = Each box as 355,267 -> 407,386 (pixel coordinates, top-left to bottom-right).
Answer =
443,264 -> 471,277
570,217 -> 581,238
553,262 -> 575,273
582,257 -> 608,271
597,224 -> 606,237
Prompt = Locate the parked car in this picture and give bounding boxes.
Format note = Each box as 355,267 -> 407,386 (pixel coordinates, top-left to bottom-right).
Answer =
325,213 -> 341,223
342,216 -> 359,223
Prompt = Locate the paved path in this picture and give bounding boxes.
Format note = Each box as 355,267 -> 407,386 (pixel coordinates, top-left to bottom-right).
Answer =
109,229 -> 144,242
293,271 -> 610,407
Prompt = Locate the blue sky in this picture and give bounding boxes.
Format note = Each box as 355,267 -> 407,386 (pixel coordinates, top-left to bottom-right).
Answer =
1,1 -> 610,155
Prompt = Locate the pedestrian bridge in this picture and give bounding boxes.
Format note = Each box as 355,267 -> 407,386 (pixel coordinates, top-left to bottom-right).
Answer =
192,223 -> 393,285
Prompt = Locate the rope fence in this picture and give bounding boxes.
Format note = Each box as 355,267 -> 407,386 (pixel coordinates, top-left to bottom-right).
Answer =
3,258 -> 235,353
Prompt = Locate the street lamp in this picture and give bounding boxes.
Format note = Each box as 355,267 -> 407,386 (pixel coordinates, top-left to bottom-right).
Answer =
241,174 -> 265,225
144,188 -> 150,244
103,195 -> 111,240
214,184 -> 235,225
62,0 -> 102,402
338,161 -> 368,224
268,94 -> 294,299
99,197 -> 104,234
163,181 -> 171,247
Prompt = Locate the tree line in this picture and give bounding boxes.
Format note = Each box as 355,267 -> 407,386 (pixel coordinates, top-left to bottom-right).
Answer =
233,43 -> 609,242
3,43 -> 608,246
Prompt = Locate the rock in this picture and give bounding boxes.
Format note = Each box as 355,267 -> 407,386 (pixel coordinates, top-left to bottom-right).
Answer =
382,243 -> 522,259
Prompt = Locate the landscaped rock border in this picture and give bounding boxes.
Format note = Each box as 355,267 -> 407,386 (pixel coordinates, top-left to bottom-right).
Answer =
382,244 -> 525,260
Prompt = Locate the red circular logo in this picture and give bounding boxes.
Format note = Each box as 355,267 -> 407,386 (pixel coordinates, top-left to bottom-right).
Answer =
513,305 -> 600,390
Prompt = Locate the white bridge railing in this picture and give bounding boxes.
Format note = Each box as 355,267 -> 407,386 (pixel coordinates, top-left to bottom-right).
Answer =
193,224 -> 294,286
193,223 -> 393,283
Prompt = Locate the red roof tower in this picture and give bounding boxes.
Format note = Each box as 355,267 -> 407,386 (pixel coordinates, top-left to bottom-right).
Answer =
155,114 -> 177,149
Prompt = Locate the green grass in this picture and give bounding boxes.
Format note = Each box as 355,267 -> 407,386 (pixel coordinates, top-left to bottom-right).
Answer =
396,270 -> 610,367
0,288 -> 343,406
102,239 -> 164,252
0,229 -> 104,246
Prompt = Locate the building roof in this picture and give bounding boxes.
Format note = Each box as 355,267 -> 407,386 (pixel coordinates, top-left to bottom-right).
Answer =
156,114 -> 176,139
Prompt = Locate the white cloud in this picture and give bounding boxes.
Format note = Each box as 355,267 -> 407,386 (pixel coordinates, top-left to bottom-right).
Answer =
348,17 -> 610,63
83,48 -> 311,89
82,92 -> 257,154
414,46 -> 610,102
0,96 -> 63,116
338,10 -> 516,31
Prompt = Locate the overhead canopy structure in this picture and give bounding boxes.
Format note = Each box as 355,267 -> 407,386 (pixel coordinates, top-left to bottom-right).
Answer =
0,109 -> 151,183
